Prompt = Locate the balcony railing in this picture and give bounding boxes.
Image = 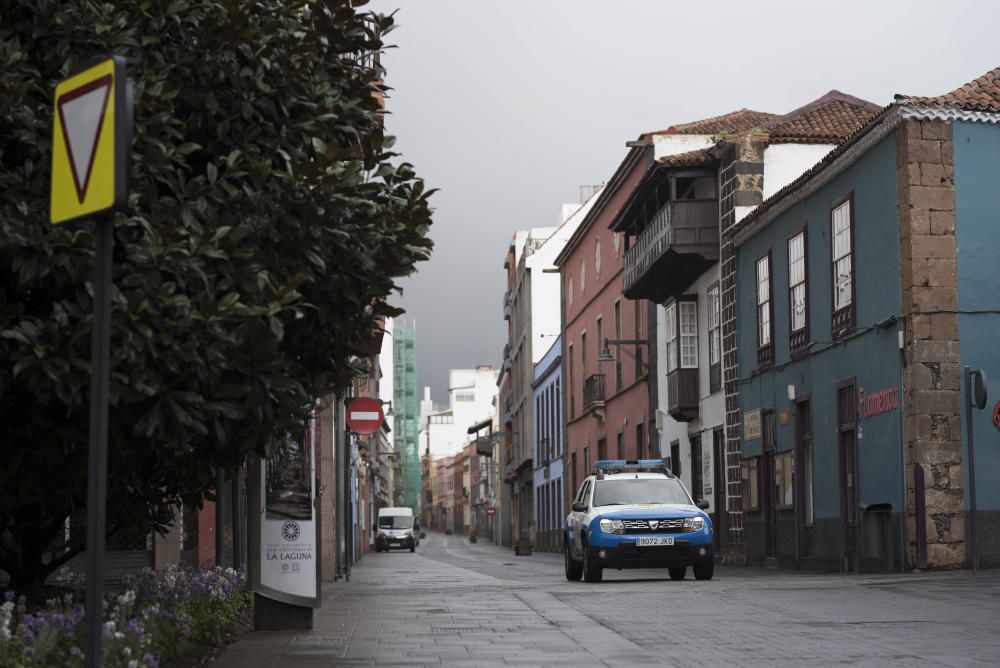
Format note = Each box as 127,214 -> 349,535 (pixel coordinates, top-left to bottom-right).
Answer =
624,199 -> 718,302
583,373 -> 606,412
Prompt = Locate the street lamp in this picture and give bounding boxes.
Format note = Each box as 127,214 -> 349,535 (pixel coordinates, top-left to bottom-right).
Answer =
598,337 -> 649,366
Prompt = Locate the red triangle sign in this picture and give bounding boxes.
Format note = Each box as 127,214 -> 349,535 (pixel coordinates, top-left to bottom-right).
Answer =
56,74 -> 112,204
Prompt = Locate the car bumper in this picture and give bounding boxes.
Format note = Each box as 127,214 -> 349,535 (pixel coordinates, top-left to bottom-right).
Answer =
376,536 -> 413,550
586,535 -> 713,569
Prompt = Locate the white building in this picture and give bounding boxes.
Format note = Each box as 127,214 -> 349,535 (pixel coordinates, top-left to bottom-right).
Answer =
423,367 -> 499,459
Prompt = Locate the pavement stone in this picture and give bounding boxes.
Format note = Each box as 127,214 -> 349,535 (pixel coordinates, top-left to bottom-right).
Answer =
212,531 -> 1000,668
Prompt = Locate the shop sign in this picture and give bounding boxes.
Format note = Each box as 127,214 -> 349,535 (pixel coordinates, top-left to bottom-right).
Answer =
858,386 -> 899,420
743,409 -> 761,441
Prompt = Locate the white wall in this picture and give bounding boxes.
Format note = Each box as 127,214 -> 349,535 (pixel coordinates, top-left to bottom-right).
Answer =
652,134 -> 715,160
656,267 -> 724,513
423,367 -> 499,459
378,317 -> 394,435
761,143 -> 836,199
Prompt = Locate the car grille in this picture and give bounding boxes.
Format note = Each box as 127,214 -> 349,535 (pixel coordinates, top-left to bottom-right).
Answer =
621,518 -> 688,534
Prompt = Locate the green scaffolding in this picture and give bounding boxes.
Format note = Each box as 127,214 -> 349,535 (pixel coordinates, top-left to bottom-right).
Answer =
392,323 -> 420,514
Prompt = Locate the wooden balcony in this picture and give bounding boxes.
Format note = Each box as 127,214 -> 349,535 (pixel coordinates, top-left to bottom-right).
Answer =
624,200 -> 719,304
583,373 -> 606,418
667,368 -> 699,422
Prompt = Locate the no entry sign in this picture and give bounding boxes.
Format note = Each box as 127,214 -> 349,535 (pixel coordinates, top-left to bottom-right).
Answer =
346,397 -> 384,435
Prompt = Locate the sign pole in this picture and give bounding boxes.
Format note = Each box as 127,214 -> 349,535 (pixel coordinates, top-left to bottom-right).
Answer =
84,216 -> 113,668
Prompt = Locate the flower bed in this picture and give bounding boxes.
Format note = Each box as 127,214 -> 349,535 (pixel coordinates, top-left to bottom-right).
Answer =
0,566 -> 251,667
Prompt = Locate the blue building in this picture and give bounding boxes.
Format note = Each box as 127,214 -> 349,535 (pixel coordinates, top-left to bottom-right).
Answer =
532,337 -> 564,552
729,67 -> 1000,572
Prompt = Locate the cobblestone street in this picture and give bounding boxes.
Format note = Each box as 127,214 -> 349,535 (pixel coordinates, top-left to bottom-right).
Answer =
214,532 -> 1000,667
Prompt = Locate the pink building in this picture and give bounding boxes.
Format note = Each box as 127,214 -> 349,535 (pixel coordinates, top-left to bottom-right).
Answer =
555,145 -> 653,504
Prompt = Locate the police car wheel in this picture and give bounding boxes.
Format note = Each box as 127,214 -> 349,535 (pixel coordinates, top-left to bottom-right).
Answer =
564,545 -> 583,581
582,547 -> 603,583
693,560 -> 714,580
668,566 -> 686,580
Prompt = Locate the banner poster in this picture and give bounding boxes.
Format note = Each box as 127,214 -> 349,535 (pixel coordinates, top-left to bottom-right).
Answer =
257,431 -> 318,603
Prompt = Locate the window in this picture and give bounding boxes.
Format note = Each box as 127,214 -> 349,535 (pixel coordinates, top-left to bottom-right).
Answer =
581,332 -> 587,376
570,452 -> 577,495
679,301 -> 698,369
708,284 -> 721,392
831,195 -> 854,334
583,447 -> 590,479
579,259 -> 586,295
775,451 -> 794,510
568,344 -> 575,419
665,303 -> 678,373
555,378 -> 561,455
636,423 -> 645,461
595,317 -> 603,372
616,430 -> 624,460
666,298 -> 697,371
634,300 -> 644,378
568,277 -> 574,307
595,239 -> 602,277
670,440 -> 681,477
788,230 -> 808,351
741,458 -> 760,511
455,391 -> 474,402
798,399 -> 814,527
691,438 -> 703,501
614,300 -> 623,391
756,253 -> 773,366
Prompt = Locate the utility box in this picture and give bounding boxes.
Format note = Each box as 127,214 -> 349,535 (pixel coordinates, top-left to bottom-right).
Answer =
514,530 -> 532,556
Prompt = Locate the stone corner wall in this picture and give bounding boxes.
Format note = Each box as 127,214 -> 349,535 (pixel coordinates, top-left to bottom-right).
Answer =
719,134 -> 768,566
895,118 -> 965,569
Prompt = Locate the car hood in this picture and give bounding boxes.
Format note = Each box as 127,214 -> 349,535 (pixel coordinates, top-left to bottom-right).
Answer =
592,504 -> 704,519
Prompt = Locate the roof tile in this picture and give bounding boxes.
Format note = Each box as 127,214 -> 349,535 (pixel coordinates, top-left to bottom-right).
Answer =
655,148 -> 715,167
649,108 -> 777,136
764,91 -> 880,144
898,66 -> 1000,113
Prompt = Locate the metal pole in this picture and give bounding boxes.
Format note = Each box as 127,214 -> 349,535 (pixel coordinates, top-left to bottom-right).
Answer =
85,217 -> 113,668
965,366 -> 978,571
215,468 -> 226,567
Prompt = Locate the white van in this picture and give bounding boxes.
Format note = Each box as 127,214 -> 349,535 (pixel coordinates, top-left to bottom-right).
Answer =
375,507 -> 419,552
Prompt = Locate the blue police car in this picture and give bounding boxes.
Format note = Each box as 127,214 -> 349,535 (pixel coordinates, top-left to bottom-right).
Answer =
564,460 -> 714,582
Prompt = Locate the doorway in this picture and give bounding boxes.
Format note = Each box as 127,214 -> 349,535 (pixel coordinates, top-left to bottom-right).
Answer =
761,410 -> 777,559
690,435 -> 703,501
712,428 -> 726,552
838,380 -> 859,572
795,398 -> 815,557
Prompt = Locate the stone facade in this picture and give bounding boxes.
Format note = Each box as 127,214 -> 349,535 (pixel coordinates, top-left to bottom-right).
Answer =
719,133 -> 768,564
895,118 -> 965,568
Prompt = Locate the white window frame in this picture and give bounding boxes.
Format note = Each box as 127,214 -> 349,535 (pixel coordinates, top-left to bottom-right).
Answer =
832,200 -> 852,311
665,303 -> 677,373
788,231 -> 807,333
708,285 -> 721,366
756,254 -> 772,348
679,301 -> 698,369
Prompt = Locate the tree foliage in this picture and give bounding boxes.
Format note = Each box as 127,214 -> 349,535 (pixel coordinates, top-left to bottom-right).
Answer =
0,0 -> 433,585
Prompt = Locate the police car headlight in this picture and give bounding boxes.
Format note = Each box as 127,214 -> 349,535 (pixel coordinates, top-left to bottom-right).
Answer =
599,519 -> 624,535
683,517 -> 705,531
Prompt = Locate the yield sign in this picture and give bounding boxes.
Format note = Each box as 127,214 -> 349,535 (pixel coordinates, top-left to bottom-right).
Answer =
346,397 -> 384,435
50,57 -> 130,225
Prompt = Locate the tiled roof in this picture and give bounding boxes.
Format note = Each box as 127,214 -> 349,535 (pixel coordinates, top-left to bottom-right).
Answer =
764,91 -> 881,144
655,148 -> 715,167
648,108 -> 777,136
897,66 -> 1000,113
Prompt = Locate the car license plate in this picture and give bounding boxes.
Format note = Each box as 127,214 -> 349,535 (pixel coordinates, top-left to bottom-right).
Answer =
636,536 -> 674,547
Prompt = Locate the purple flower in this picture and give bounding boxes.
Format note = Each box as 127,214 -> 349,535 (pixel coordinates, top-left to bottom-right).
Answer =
3,591 -> 13,602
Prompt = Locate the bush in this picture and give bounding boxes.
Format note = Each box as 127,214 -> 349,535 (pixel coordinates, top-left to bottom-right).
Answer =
0,566 -> 251,667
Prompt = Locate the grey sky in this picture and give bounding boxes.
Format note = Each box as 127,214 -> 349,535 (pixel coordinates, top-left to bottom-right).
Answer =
370,0 -> 999,402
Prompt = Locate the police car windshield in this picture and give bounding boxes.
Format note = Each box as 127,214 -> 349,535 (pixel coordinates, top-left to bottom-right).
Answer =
593,478 -> 690,507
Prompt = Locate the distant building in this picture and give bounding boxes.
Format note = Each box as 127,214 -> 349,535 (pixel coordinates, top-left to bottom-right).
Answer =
392,322 -> 420,514
532,336 -> 564,552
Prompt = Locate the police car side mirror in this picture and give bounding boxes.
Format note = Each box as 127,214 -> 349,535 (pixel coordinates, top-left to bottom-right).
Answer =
696,499 -> 710,510
572,501 -> 587,512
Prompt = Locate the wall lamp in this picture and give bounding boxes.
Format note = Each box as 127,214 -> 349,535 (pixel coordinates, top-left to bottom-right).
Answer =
598,338 -> 649,364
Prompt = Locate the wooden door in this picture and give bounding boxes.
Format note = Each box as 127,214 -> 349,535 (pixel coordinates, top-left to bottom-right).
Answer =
838,381 -> 859,572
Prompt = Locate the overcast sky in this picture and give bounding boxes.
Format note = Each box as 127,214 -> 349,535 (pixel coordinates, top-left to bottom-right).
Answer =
368,0 -> 999,404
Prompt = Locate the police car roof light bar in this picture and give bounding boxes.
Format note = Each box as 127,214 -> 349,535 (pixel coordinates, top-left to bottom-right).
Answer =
592,459 -> 672,479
